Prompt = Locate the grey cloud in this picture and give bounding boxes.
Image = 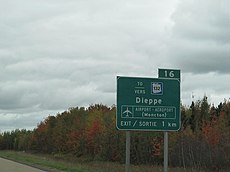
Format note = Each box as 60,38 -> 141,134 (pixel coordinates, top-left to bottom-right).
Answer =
0,110 -> 57,132
2,0 -> 229,131
181,72 -> 230,106
169,0 -> 230,74
1,56 -> 141,112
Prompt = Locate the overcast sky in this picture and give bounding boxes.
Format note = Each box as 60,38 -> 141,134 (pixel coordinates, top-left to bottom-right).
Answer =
1,0 -> 230,131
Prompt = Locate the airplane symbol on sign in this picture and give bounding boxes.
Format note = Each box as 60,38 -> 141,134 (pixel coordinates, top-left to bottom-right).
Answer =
122,106 -> 133,118
123,107 -> 132,117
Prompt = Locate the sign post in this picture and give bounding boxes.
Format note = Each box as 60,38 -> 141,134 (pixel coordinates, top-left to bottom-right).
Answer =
158,68 -> 181,172
125,131 -> 130,172
164,132 -> 168,172
116,69 -> 180,172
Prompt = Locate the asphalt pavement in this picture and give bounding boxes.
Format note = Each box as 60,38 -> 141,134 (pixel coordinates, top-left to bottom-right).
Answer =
0,157 -> 46,172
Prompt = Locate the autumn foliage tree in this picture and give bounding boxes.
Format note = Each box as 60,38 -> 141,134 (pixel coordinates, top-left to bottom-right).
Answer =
0,100 -> 229,170
170,97 -> 230,170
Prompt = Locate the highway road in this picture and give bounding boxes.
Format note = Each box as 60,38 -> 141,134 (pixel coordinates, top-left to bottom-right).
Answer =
0,157 -> 46,172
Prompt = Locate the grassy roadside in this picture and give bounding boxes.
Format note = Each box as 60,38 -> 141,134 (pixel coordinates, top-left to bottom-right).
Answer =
0,151 -> 94,172
0,150 -> 197,172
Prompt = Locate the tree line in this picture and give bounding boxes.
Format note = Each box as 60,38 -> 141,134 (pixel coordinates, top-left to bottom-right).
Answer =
0,97 -> 229,171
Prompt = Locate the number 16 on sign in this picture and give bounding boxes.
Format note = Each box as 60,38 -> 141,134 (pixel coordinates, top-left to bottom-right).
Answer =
158,68 -> 180,81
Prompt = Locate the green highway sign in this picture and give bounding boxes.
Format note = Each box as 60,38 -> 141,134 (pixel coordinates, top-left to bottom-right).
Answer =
116,76 -> 180,131
158,68 -> 180,81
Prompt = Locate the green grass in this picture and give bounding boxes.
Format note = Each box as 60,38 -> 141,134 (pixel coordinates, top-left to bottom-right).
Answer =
0,151 -> 92,172
0,150 -> 204,172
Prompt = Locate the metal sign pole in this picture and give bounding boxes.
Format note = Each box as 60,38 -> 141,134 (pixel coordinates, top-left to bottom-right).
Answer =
125,131 -> 131,172
164,131 -> 168,172
159,69 -> 180,172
